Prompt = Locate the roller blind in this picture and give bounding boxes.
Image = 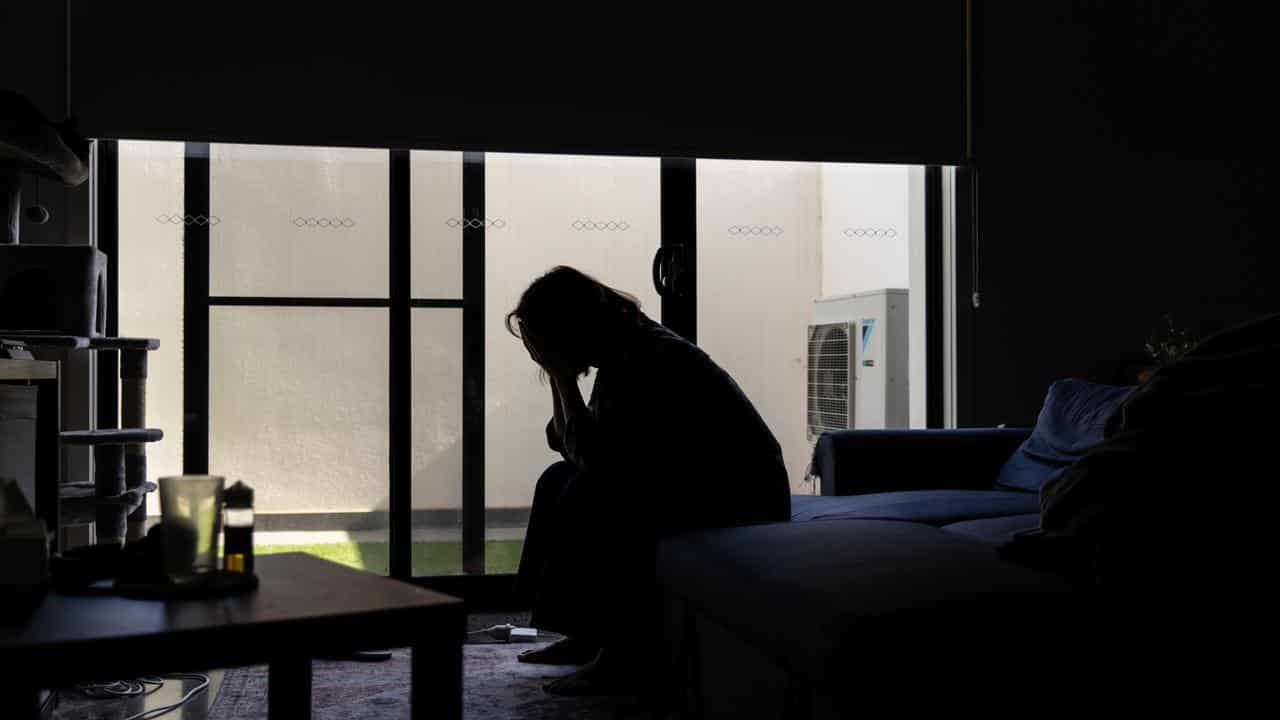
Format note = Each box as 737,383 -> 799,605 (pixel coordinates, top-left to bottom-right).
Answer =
70,1 -> 965,164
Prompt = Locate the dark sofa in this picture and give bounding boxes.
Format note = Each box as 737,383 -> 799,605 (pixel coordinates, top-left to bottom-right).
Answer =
652,380 -> 1278,719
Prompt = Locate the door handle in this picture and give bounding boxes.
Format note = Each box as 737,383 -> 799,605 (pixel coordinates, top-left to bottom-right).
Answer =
667,245 -> 685,298
652,247 -> 669,298
654,245 -> 689,298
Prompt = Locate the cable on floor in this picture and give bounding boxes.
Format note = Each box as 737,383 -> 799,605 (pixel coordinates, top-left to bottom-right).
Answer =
123,674 -> 210,720
39,689 -> 59,716
71,674 -> 210,720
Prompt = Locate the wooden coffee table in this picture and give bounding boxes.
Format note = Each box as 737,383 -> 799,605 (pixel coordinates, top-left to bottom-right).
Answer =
0,552 -> 464,720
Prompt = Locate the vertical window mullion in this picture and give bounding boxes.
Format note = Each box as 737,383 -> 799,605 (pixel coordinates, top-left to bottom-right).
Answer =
925,165 -> 944,428
660,158 -> 697,342
953,166 -> 978,427
389,149 -> 412,579
461,152 -> 485,575
183,142 -> 210,474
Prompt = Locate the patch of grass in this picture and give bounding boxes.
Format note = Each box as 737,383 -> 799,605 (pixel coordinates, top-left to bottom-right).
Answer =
256,540 -> 523,575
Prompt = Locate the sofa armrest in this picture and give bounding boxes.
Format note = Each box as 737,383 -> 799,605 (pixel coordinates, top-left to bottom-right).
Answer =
811,428 -> 1032,496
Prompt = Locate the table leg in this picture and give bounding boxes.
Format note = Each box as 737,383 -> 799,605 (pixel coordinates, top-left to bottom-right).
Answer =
269,656 -> 312,720
412,639 -> 462,720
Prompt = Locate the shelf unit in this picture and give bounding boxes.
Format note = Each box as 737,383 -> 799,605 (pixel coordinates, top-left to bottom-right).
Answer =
0,355 -> 59,547
0,334 -> 163,548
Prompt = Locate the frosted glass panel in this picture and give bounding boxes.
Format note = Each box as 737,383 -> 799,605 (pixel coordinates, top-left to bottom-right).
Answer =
484,153 -> 660,523
210,144 -> 389,297
209,307 -> 389,571
411,151 -> 464,299
412,309 -> 463,575
117,140 -> 186,515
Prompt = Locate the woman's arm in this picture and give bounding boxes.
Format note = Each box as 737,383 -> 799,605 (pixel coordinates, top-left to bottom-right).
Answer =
546,376 -> 567,454
522,322 -> 613,468
550,375 -> 567,437
521,322 -> 569,455
551,370 -> 591,433
550,368 -> 614,472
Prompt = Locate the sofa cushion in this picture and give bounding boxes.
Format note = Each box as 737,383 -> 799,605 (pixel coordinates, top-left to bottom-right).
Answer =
790,490 -> 1038,526
941,513 -> 1040,546
995,379 -> 1133,492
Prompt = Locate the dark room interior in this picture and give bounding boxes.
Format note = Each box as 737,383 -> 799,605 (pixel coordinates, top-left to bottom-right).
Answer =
2,2 -> 1277,718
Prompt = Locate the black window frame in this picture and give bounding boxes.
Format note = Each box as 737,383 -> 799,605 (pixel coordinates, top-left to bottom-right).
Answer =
97,140 -> 949,609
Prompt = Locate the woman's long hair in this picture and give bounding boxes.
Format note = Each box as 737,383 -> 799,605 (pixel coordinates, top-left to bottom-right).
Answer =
506,266 -> 641,374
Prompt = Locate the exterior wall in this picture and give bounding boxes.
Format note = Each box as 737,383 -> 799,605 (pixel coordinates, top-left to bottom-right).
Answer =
118,141 -> 186,514
209,145 -> 390,298
819,164 -> 911,297
907,167 -> 928,428
696,160 -> 822,491
409,151 -> 465,511
204,145 -> 393,514
698,160 -> 918,492
819,163 -> 926,428
208,306 -> 390,514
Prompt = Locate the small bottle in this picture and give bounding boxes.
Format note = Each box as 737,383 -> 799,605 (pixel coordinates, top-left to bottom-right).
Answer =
222,481 -> 255,574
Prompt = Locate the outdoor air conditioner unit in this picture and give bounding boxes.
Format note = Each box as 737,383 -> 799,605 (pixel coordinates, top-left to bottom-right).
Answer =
807,289 -> 908,439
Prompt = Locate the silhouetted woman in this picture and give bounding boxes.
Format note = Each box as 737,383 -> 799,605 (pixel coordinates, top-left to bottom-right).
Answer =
511,266 -> 790,695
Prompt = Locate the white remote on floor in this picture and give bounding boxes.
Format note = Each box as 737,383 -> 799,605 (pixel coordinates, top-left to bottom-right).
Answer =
508,627 -> 539,642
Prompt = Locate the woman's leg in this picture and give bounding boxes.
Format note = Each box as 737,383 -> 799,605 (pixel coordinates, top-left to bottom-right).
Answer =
516,461 -> 599,665
529,465 -> 643,639
534,469 -> 656,693
515,461 -> 575,606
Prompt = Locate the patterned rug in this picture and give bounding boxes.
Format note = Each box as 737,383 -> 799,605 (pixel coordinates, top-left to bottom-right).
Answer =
208,643 -> 654,720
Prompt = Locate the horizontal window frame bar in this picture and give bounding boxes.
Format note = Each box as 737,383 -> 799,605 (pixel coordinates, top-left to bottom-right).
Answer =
411,299 -> 466,309
209,296 -> 388,307
207,296 -> 465,308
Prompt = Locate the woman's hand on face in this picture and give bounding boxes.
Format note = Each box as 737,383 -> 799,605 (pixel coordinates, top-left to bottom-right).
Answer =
521,323 -> 577,382
520,323 -> 544,367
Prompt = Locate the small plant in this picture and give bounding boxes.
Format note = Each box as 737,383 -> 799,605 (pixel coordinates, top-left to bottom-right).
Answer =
1144,314 -> 1199,366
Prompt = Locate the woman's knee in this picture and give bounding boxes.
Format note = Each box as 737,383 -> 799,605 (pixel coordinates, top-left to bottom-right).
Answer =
542,460 -> 576,481
534,461 -> 577,503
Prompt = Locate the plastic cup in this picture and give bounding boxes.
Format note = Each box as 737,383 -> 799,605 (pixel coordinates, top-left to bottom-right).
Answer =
158,475 -> 225,582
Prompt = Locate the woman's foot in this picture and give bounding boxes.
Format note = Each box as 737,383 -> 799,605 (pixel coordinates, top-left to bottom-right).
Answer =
543,649 -> 625,696
517,636 -> 598,665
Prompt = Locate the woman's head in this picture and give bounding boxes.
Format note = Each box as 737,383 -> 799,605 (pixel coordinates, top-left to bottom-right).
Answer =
506,266 -> 641,374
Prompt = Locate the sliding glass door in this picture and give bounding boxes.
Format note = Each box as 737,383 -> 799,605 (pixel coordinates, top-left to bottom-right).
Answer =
110,141 -> 950,597
113,143 -> 661,586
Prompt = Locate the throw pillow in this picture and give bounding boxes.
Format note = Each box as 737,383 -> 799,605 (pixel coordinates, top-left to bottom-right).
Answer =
994,379 -> 1133,492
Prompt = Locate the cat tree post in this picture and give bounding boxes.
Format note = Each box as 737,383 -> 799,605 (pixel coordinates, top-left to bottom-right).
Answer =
120,344 -> 153,541
60,427 -> 163,546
